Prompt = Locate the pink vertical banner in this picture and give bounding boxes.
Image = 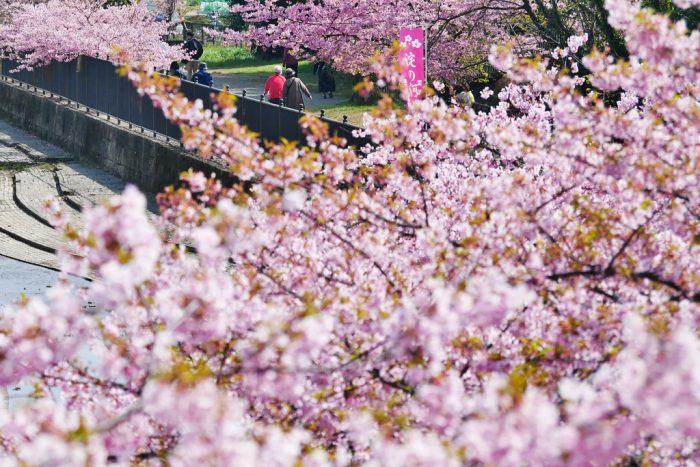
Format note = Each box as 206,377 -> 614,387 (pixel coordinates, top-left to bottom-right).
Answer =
399,28 -> 425,103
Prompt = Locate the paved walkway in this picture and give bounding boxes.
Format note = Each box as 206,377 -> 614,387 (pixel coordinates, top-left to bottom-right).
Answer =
0,120 -> 71,162
0,120 -> 156,272
0,172 -> 65,252
209,71 -> 349,115
15,167 -> 86,231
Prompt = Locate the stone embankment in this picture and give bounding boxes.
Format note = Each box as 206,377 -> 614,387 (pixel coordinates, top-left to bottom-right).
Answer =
0,76 -> 232,194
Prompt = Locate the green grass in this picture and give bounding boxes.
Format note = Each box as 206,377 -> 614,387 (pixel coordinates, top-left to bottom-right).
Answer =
210,60 -> 281,79
0,161 -> 56,174
199,45 -> 256,68
307,101 -> 376,126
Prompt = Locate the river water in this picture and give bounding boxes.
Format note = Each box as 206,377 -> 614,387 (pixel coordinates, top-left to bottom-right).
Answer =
0,256 -> 62,310
0,256 -> 88,409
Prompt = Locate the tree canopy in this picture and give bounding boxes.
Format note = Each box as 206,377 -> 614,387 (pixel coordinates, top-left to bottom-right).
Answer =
0,0 -> 699,464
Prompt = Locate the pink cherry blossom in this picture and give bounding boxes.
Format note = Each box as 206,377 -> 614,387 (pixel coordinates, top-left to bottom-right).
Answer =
0,1 -> 698,464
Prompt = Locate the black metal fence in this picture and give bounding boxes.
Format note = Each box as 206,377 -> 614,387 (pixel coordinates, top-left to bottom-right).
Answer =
0,55 -> 370,148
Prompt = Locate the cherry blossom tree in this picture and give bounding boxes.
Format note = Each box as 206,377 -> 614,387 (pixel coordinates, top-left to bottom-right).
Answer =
0,0 -> 185,70
224,0 -> 698,82
225,0 -> 523,82
153,0 -> 186,21
0,0 -> 699,464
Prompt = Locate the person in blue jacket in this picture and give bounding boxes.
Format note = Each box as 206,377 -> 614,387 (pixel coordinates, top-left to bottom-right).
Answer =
169,61 -> 186,80
192,62 -> 213,86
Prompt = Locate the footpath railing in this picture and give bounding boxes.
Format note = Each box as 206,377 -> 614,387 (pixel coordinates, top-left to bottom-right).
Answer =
0,56 -> 369,148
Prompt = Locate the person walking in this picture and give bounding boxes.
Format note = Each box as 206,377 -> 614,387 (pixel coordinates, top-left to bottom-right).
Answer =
455,84 -> 475,108
318,66 -> 336,99
183,30 -> 204,80
282,68 -> 312,111
282,48 -> 299,77
264,65 -> 286,105
169,61 -> 186,80
193,62 -> 213,86
312,61 -> 325,76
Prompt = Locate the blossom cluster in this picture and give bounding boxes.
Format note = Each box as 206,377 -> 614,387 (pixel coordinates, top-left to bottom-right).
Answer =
0,0 -> 699,465
223,0 -> 534,82
0,0 -> 185,70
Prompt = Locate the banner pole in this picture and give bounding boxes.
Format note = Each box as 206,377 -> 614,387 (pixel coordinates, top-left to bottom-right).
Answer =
424,27 -> 428,85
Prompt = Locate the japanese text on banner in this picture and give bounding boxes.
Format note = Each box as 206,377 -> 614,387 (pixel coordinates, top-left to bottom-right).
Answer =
399,28 -> 425,103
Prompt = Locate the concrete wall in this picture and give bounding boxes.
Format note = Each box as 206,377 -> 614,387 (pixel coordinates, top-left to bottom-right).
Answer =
0,79 -> 232,193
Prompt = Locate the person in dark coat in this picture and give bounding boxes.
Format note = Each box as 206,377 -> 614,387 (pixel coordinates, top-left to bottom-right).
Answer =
312,61 -> 325,76
182,30 -> 204,80
282,48 -> 299,76
169,61 -> 186,80
318,66 -> 336,99
192,62 -> 213,86
282,68 -> 312,110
